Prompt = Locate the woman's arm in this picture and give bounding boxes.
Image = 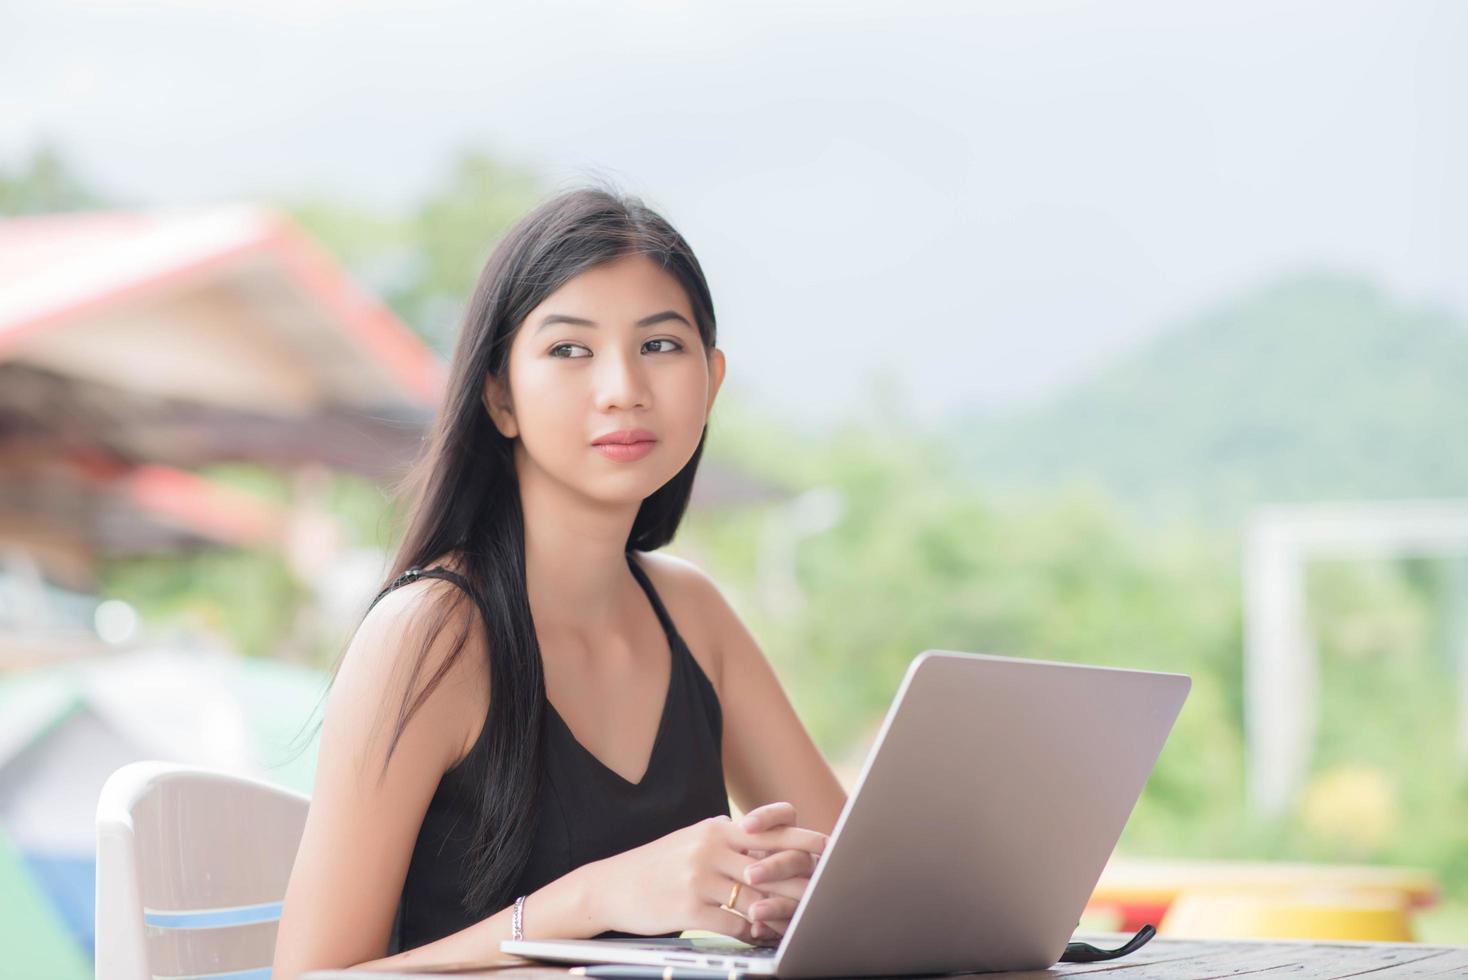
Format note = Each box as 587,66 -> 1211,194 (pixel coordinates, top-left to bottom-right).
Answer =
714,589 -> 848,835
347,862 -> 603,972
271,581 -> 613,979
653,556 -> 848,836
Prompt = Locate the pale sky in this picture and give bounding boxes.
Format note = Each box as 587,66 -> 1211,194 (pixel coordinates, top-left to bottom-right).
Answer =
3,0 -> 1464,425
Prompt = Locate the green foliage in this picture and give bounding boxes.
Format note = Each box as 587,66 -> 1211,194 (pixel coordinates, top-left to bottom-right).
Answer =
280,146 -> 544,352
406,148 -> 543,345
0,143 -> 108,215
953,274 -> 1468,527
686,396 -> 1468,905
97,464 -> 398,663
100,547 -> 305,661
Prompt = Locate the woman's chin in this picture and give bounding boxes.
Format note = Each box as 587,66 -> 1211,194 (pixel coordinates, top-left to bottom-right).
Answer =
580,476 -> 672,508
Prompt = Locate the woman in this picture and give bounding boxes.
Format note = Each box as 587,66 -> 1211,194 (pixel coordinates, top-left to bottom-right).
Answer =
272,186 -> 848,977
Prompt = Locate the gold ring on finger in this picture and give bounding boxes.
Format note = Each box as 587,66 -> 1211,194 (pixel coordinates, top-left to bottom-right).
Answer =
719,902 -> 753,924
720,881 -> 751,924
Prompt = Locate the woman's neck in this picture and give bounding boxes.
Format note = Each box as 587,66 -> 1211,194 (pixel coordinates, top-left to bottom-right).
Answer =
516,450 -> 642,635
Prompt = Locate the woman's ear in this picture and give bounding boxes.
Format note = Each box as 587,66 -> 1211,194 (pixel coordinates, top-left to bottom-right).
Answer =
482,373 -> 519,439
705,347 -> 726,422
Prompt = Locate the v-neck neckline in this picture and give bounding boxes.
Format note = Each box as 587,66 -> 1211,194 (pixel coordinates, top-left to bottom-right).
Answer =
547,664 -> 675,788
544,553 -> 677,789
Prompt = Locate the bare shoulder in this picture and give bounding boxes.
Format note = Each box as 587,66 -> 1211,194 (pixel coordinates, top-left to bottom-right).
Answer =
273,571 -> 489,973
631,550 -> 737,701
349,569 -> 490,771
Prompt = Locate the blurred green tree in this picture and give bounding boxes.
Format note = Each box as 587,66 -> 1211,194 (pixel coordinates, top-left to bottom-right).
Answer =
0,142 -> 108,214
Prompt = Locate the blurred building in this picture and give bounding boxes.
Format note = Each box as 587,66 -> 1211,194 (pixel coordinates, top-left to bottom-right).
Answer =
1243,501 -> 1468,817
0,203 -> 443,974
0,203 -> 445,659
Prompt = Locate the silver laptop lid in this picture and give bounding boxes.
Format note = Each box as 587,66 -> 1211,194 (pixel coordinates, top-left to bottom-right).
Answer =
771,649 -> 1190,977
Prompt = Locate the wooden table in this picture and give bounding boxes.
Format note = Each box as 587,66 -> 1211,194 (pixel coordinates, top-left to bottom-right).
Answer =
303,932 -> 1468,979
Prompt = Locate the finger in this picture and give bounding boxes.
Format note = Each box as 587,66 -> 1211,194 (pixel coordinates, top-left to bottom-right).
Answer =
752,909 -> 793,942
716,827 -> 822,886
712,843 -> 767,900
707,879 -> 763,944
737,801 -> 796,832
749,895 -> 799,924
739,873 -> 809,902
700,902 -> 757,944
733,823 -> 828,858
741,849 -> 815,903
744,847 -> 820,886
707,867 -> 769,923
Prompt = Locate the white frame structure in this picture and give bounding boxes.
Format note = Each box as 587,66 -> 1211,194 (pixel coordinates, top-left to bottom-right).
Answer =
1242,500 -> 1468,817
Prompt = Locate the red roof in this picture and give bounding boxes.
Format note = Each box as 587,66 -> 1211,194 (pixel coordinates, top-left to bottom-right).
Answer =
0,204 -> 445,409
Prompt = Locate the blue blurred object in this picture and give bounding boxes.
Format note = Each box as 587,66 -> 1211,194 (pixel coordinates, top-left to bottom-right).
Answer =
22,851 -> 97,956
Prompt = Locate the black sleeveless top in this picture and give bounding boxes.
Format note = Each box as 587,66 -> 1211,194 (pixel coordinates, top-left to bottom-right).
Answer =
379,551 -> 730,954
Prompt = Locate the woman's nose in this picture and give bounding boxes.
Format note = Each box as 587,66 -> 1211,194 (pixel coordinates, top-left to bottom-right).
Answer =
594,346 -> 651,410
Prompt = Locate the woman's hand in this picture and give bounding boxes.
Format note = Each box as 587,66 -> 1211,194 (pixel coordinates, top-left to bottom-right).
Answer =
735,802 -> 824,945
586,807 -> 827,942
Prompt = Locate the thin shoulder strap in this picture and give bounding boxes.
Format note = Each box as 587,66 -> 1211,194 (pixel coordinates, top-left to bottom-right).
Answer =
625,551 -> 682,644
373,559 -> 681,646
369,565 -> 477,612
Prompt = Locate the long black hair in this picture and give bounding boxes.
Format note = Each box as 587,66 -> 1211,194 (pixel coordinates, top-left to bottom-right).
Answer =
290,182 -> 718,920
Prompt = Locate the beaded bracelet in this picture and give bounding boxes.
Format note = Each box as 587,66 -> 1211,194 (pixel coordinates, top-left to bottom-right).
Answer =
512,894 -> 527,941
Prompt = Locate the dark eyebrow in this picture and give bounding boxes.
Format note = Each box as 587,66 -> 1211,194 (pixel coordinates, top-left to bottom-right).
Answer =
534,310 -> 693,333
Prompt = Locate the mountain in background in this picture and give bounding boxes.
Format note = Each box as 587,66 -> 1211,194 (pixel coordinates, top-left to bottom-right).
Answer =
952,273 -> 1468,527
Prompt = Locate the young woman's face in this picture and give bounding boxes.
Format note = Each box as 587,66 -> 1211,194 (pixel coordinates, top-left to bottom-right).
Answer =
483,251 -> 725,505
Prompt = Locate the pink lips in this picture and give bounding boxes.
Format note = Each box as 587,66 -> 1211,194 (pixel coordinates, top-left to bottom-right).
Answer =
592,428 -> 657,462
595,442 -> 655,461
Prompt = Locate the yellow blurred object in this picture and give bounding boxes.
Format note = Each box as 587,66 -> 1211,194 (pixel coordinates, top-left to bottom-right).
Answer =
1092,856 -> 1439,908
1298,765 -> 1401,853
1086,857 -> 1439,936
1159,889 -> 1416,942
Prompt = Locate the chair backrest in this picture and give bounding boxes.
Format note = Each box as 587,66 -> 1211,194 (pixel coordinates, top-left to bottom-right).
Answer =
95,761 -> 309,980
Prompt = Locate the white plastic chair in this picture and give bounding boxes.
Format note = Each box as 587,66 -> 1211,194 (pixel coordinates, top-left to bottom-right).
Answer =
95,761 -> 309,980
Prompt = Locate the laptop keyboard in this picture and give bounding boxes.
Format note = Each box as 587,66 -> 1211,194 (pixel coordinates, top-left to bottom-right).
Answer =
626,942 -> 780,958
723,945 -> 778,957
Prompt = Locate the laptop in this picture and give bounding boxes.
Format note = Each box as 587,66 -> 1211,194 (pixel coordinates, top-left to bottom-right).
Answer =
502,649 -> 1190,976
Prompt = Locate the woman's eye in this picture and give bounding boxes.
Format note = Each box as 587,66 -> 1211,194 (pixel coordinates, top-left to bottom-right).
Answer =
549,339 -> 683,358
